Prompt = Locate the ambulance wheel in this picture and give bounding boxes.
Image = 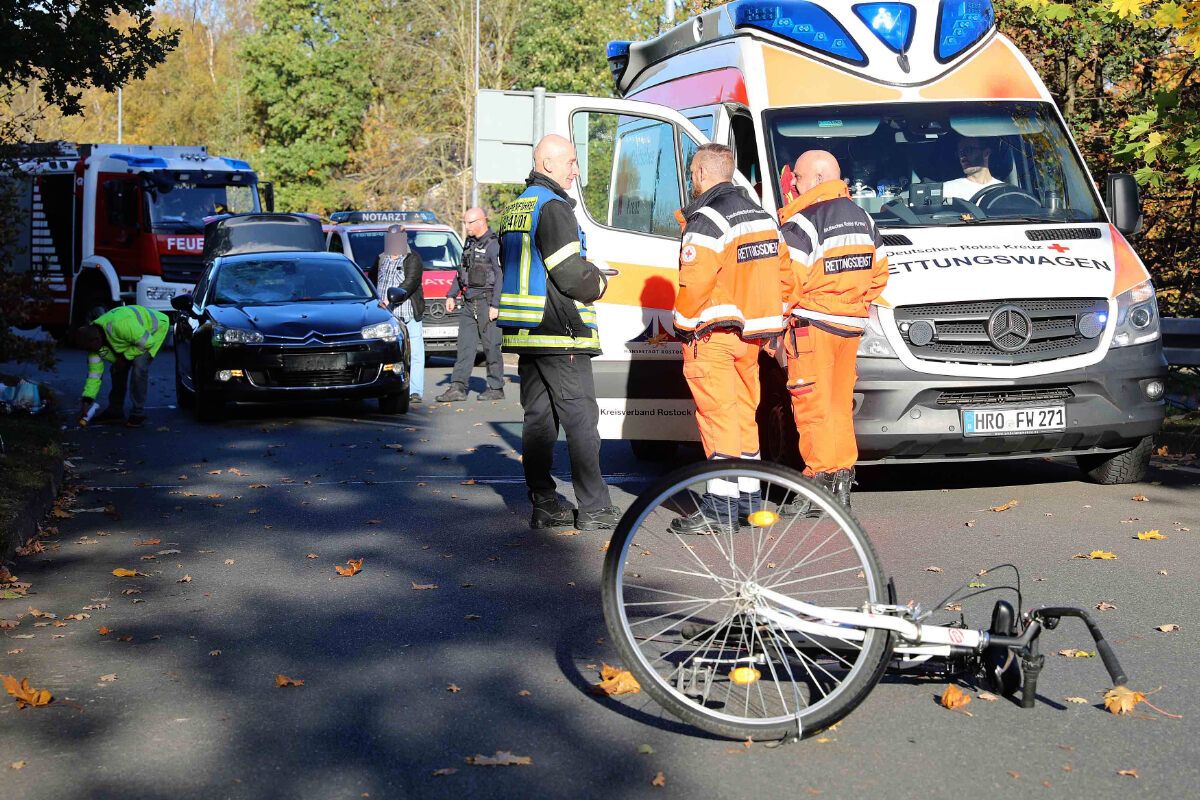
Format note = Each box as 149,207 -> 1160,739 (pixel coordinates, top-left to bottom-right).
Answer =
1077,436 -> 1153,485
630,440 -> 678,462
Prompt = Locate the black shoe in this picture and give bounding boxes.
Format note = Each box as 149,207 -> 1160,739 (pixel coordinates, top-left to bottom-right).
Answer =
477,388 -> 504,401
783,473 -> 835,519
92,408 -> 125,425
530,493 -> 573,529
831,468 -> 855,512
409,393 -> 423,404
435,384 -> 468,402
125,413 -> 146,429
669,494 -> 737,535
576,505 -> 621,531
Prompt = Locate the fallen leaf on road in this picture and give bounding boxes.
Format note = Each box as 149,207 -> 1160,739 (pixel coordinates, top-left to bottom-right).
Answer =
965,520 -> 976,527
210,650 -> 221,656
27,607 -> 55,619
412,582 -> 438,590
0,620 -> 18,630
1156,624 -> 1181,632
224,559 -> 235,565
432,768 -> 457,776
464,614 -> 481,620
334,559 -> 363,577
1057,649 -> 1094,658
120,588 -> 140,595
592,663 -> 641,696
157,549 -> 181,555
306,553 -> 319,559
2,675 -> 51,708
1136,530 -> 1168,540
990,500 -> 1018,512
556,530 -> 580,536
1118,769 -> 1139,778
275,674 -> 304,688
177,575 -> 192,583
10,761 -> 24,769
365,520 -> 382,525
5,650 -> 23,655
248,484 -> 269,489
1008,772 -> 1019,779
461,479 -> 476,485
977,691 -> 999,702
112,568 -> 148,577
925,566 -> 943,573
63,613 -> 90,621
940,685 -> 973,714
1131,494 -> 1149,502
518,690 -> 531,696
133,539 -> 161,546
466,751 -> 532,766
1073,551 -> 1117,560
1094,601 -> 1118,612
98,626 -> 113,635
99,674 -> 116,682
945,602 -> 963,612
652,772 -> 666,787
1064,696 -> 1088,704
446,684 -> 461,693
637,744 -> 654,755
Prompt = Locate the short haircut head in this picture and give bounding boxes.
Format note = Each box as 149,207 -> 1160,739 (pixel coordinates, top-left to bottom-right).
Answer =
73,324 -> 103,351
691,144 -> 735,181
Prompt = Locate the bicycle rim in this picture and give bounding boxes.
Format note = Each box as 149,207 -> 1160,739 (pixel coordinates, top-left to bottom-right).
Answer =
602,460 -> 891,739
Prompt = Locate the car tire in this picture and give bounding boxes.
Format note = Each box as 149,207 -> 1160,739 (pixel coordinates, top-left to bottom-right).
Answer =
175,359 -> 195,410
194,380 -> 224,423
379,392 -> 409,415
629,440 -> 679,462
1077,435 -> 1154,484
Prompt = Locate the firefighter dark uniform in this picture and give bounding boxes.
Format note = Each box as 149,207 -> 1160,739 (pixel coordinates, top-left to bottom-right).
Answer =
82,305 -> 170,427
443,228 -> 504,398
670,182 -> 789,533
498,170 -> 616,530
779,179 -> 888,509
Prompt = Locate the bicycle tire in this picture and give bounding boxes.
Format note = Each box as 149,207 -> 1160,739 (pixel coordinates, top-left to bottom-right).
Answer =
601,459 -> 892,740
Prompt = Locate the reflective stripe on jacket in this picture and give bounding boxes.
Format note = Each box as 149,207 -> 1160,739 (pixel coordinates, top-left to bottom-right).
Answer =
779,180 -> 888,332
81,305 -> 168,399
673,182 -> 789,341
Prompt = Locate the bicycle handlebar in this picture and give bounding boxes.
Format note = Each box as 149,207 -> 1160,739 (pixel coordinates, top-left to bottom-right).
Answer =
1034,607 -> 1128,686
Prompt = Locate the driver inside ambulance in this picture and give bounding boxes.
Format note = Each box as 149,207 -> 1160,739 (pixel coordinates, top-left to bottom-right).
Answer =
942,136 -> 1004,203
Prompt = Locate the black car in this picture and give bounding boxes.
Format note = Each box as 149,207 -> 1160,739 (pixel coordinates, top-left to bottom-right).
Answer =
172,215 -> 409,420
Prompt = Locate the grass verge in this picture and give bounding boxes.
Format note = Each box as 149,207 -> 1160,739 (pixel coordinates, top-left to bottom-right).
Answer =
0,379 -> 63,551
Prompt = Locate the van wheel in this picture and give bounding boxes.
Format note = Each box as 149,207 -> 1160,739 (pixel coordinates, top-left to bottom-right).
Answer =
630,440 -> 679,462
1077,436 -> 1154,484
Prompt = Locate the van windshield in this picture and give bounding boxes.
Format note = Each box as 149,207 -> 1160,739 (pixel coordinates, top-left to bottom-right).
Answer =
764,101 -> 1105,227
347,230 -> 463,275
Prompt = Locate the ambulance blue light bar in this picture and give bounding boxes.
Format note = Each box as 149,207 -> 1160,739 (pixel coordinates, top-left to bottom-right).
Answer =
731,1 -> 867,66
220,156 -> 253,171
329,210 -> 438,224
110,153 -> 168,169
935,0 -> 994,63
607,40 -> 632,86
853,3 -> 915,54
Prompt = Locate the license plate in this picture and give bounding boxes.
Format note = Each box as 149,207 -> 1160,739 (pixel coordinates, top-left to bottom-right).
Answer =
962,405 -> 1065,436
423,326 -> 458,339
285,353 -> 346,372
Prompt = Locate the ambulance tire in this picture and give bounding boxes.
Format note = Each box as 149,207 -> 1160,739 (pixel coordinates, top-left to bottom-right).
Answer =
1077,435 -> 1153,485
630,440 -> 678,463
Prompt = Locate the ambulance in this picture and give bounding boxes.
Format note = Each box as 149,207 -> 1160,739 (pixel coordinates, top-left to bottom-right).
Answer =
474,0 -> 1166,483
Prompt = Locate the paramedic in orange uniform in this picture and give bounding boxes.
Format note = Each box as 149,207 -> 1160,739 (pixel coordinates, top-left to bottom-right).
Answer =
779,150 -> 888,512
671,143 -> 790,534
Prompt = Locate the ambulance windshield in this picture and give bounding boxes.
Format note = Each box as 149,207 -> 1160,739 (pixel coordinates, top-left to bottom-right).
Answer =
765,101 -> 1105,227
146,178 -> 261,231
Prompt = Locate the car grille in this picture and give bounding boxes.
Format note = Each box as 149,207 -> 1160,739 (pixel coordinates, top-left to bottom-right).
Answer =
894,298 -> 1107,365
881,234 -> 912,247
249,364 -> 381,388
1024,228 -> 1102,241
422,298 -> 455,325
159,255 -> 205,285
936,387 -> 1074,406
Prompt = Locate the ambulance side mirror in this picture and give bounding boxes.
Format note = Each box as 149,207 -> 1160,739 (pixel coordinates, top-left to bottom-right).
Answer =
1105,173 -> 1143,237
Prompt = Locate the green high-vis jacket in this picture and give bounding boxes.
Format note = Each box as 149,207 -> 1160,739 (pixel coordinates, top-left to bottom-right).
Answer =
82,305 -> 170,400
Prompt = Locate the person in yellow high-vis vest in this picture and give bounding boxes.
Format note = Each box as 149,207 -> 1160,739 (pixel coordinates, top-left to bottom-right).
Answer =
73,305 -> 169,428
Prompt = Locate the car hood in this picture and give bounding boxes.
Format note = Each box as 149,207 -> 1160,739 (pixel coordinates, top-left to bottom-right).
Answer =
207,301 -> 390,337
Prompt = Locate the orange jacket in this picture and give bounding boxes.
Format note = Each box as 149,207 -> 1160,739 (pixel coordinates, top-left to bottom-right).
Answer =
779,180 -> 888,331
673,182 -> 790,340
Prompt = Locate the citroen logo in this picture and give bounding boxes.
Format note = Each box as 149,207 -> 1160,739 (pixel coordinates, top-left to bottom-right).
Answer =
987,305 -> 1033,352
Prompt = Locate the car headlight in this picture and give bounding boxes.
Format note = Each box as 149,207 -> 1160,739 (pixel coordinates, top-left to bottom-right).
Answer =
212,326 -> 264,344
361,320 -> 400,341
1110,279 -> 1161,348
857,304 -> 898,358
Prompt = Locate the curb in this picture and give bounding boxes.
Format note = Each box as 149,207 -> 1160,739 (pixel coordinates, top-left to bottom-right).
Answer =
0,451 -> 65,564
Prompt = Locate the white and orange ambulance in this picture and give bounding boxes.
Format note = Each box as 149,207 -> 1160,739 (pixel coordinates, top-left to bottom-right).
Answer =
475,0 -> 1166,482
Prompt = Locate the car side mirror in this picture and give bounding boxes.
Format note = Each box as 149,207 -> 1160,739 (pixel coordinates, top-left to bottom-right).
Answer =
386,287 -> 407,305
1105,173 -> 1143,236
170,293 -> 194,313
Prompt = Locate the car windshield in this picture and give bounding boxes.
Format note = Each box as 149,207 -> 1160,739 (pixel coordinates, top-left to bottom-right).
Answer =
146,180 -> 260,231
347,230 -> 463,274
211,256 -> 374,305
764,101 -> 1105,227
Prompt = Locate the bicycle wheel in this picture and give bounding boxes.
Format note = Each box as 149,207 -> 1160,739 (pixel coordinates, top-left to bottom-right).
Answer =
601,459 -> 892,740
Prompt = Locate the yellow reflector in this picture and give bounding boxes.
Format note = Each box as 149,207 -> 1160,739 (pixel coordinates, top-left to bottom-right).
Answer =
729,667 -> 761,685
383,363 -> 395,371
229,369 -> 244,377
747,510 -> 779,528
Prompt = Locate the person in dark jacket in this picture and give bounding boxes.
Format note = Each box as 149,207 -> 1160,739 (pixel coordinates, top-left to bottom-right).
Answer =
374,225 -> 425,402
497,134 -> 618,531
436,207 -> 504,401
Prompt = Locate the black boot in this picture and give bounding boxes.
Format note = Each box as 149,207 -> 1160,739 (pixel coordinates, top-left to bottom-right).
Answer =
529,492 -> 573,529
783,472 -> 835,519
669,493 -> 737,535
831,468 -> 855,512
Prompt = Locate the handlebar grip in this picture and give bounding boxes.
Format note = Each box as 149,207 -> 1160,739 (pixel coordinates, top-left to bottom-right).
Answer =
1094,638 -> 1128,687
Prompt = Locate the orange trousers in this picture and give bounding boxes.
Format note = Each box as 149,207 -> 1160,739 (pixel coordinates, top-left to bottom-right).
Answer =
787,324 -> 860,475
683,330 -> 762,461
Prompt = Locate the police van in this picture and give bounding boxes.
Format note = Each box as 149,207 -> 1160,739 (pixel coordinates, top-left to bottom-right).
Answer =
475,0 -> 1166,482
324,211 -> 466,358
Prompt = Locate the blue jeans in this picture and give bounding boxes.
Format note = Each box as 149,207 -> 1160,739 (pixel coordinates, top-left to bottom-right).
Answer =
406,318 -> 424,396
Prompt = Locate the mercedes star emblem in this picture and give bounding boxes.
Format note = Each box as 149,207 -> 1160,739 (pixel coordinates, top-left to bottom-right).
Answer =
987,305 -> 1033,352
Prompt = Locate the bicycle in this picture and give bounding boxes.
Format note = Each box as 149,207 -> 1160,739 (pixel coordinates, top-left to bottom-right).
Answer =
600,460 -> 1128,740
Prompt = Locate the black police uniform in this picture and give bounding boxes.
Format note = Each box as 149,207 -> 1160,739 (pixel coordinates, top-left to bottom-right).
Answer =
447,229 -> 503,393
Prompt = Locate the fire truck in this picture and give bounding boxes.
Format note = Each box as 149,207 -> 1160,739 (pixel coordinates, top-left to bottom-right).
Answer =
5,141 -> 270,335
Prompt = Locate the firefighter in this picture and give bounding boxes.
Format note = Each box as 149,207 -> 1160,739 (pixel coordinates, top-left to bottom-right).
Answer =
73,304 -> 170,428
497,134 -> 619,531
779,150 -> 888,511
670,143 -> 789,534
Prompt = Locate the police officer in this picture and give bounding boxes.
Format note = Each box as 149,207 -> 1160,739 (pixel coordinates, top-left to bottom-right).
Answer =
72,304 -> 170,428
498,134 -> 618,531
436,207 -> 504,401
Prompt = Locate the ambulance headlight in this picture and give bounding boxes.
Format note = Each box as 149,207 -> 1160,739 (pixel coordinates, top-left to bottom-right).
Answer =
1110,279 -> 1160,348
361,320 -> 400,341
858,304 -> 898,358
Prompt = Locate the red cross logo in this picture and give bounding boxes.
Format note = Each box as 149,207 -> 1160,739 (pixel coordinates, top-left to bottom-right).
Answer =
1048,243 -> 1070,253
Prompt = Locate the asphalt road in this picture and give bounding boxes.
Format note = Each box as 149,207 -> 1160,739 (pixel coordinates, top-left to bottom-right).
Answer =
2,346 -> 1199,800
